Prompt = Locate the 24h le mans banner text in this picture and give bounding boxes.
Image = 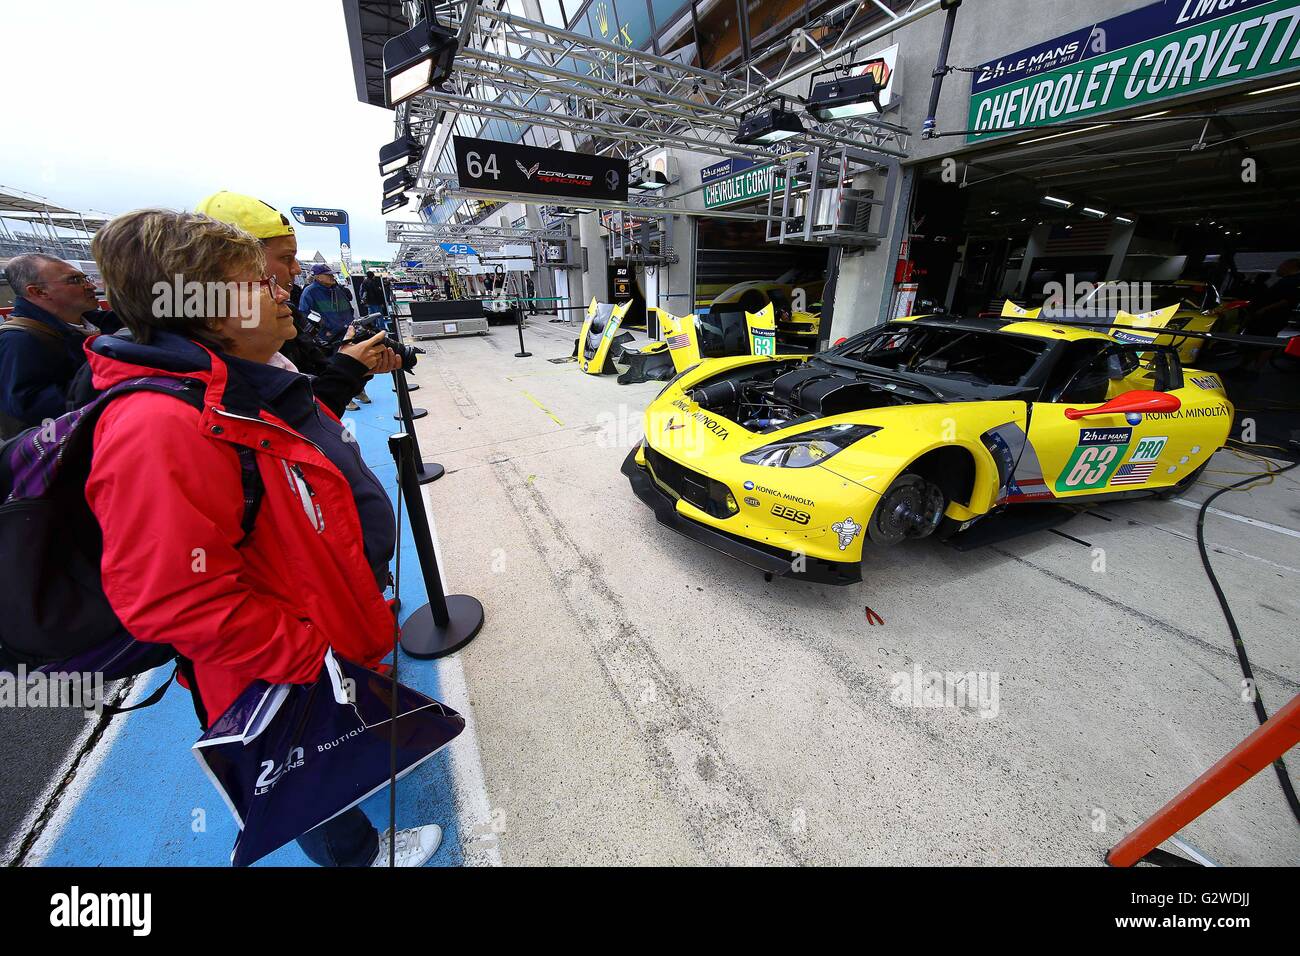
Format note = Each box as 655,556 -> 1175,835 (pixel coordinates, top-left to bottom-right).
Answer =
969,0 -> 1300,141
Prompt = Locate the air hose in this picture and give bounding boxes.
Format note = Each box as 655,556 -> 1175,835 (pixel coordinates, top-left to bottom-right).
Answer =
1194,451 -> 1300,826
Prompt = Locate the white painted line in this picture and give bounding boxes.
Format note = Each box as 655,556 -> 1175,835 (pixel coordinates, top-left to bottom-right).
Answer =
17,673 -> 156,867
0,713 -> 98,866
15,478 -> 497,869
419,483 -> 501,867
1171,497 -> 1300,540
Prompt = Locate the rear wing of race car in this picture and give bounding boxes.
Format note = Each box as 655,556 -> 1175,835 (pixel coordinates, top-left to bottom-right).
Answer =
992,299 -> 1283,349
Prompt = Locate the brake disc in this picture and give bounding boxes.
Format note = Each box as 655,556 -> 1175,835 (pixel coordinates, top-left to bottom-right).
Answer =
871,478 -> 945,545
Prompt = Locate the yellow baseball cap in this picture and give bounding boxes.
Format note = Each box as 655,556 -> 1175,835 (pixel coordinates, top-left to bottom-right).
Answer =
195,191 -> 295,240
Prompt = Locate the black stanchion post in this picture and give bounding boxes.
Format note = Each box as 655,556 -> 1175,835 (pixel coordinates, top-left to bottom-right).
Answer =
514,304 -> 532,358
388,432 -> 483,658
390,311 -> 420,392
392,369 -> 443,484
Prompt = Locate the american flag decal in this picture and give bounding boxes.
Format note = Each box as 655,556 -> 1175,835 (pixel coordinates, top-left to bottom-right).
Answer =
1110,462 -> 1157,485
666,333 -> 690,350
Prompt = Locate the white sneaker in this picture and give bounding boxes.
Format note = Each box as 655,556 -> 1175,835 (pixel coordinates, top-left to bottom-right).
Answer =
372,824 -> 442,867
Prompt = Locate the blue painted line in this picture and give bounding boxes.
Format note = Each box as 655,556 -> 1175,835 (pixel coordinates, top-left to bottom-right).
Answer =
38,378 -> 465,866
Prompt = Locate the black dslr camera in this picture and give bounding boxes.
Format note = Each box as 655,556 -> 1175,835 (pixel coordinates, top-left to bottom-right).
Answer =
348,318 -> 423,372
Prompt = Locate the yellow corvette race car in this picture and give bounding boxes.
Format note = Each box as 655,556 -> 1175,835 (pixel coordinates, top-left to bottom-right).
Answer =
618,303 -> 779,383
622,312 -> 1235,585
1009,281 -> 1248,364
703,280 -> 823,348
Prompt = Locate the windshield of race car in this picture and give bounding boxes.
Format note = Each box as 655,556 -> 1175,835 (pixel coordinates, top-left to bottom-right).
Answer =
835,324 -> 1048,388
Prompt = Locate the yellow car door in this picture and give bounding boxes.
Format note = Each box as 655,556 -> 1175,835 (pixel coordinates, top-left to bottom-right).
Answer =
1027,343 -> 1226,497
745,303 -> 778,356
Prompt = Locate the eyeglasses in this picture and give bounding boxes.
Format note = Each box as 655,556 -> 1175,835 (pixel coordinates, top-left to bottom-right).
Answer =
257,275 -> 282,294
34,274 -> 95,287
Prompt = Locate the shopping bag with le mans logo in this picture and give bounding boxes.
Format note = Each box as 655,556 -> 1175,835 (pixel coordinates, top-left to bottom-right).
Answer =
193,650 -> 463,867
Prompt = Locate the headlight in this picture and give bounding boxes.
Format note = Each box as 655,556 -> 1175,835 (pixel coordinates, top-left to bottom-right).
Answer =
740,423 -> 879,468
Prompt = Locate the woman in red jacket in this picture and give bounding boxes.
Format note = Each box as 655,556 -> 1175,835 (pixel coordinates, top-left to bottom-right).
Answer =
86,208 -> 440,867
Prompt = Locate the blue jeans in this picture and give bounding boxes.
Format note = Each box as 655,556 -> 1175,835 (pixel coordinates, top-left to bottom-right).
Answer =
297,807 -> 378,866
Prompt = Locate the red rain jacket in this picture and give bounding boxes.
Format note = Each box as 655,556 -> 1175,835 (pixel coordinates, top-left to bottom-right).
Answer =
84,338 -> 395,721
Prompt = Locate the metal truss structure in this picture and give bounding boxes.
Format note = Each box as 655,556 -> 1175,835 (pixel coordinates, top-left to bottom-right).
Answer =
389,0 -> 946,204
386,221 -> 568,243
387,219 -> 570,264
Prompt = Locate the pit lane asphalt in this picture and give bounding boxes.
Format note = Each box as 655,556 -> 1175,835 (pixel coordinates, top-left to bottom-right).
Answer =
400,316 -> 1298,865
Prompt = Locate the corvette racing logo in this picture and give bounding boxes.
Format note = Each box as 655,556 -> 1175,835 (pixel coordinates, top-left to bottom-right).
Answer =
831,516 -> 862,551
516,160 -> 541,179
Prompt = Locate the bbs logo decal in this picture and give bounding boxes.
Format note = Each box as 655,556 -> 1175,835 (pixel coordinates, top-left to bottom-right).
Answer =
771,503 -> 811,525
744,496 -> 760,508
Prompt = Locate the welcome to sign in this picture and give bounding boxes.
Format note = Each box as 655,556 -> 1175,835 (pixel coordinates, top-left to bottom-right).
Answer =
968,0 -> 1300,142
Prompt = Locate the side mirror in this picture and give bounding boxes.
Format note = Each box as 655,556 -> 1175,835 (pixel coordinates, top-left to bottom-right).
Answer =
1065,390 -> 1181,420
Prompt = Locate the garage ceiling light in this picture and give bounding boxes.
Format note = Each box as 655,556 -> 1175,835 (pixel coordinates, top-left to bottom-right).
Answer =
627,172 -> 665,193
1021,123 -> 1110,145
1115,216 -> 1135,224
383,20 -> 459,108
734,106 -> 804,145
379,134 -> 423,176
1041,195 -> 1074,209
1248,79 -> 1300,96
1081,207 -> 1107,219
806,69 -> 883,121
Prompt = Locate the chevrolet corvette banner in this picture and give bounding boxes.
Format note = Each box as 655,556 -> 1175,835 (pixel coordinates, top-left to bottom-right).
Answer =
453,136 -> 629,202
969,0 -> 1300,141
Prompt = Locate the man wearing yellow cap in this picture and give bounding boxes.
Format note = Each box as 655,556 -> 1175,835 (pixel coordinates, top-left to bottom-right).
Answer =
195,191 -> 399,415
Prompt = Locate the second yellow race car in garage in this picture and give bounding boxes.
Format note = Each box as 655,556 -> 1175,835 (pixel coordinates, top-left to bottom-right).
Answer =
622,313 -> 1235,585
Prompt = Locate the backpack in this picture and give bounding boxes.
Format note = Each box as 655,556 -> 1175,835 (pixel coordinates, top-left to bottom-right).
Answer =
0,375 -> 264,718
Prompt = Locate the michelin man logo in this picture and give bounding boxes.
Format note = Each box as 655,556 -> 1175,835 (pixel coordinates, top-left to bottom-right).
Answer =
832,516 -> 862,551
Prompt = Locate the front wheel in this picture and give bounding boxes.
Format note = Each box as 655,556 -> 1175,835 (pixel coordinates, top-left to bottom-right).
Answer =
867,473 -> 947,546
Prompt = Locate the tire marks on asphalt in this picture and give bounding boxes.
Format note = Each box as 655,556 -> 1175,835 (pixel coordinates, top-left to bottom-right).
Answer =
493,458 -> 802,865
990,547 -> 1299,691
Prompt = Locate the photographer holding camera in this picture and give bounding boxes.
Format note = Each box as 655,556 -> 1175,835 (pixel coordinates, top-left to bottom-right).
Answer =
195,192 -> 400,416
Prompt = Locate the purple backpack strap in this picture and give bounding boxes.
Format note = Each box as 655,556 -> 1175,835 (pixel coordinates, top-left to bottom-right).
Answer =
2,376 -> 203,501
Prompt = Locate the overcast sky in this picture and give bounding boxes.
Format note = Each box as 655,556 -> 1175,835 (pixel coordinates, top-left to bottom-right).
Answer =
1,0 -> 404,261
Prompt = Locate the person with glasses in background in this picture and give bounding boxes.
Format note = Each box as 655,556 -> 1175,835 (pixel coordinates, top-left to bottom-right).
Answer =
0,254 -> 122,437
